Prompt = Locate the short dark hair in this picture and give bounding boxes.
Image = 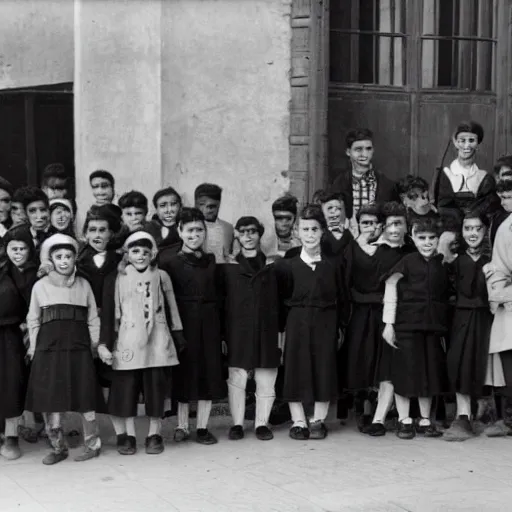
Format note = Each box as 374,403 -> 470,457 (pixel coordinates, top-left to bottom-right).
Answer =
235,216 -> 265,237
298,204 -> 327,230
18,186 -> 49,210
0,177 -> 13,197
153,186 -> 182,208
356,203 -> 382,223
42,163 -> 67,185
118,191 -> 148,213
410,213 -> 442,236
462,209 -> 490,228
89,169 -> 115,187
454,121 -> 484,144
493,155 -> 512,176
381,201 -> 407,220
83,205 -> 121,234
397,175 -> 429,197
272,194 -> 298,216
314,190 -> 346,206
497,179 -> 512,194
177,207 -> 206,228
194,183 -> 222,202
49,243 -> 77,257
346,128 -> 373,149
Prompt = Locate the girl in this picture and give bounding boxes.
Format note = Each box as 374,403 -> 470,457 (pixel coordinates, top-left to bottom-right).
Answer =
275,204 -> 350,440
98,231 -> 182,455
49,198 -> 76,236
382,215 -> 449,439
146,187 -> 182,253
161,207 -> 225,445
25,234 -> 103,464
444,212 -> 492,441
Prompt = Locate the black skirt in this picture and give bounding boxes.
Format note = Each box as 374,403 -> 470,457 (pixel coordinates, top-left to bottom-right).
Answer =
0,325 -> 26,418
25,308 -> 104,413
390,331 -> 448,398
447,308 -> 492,397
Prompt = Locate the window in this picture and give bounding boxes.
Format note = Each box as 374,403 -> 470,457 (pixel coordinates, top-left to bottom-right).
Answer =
421,0 -> 497,91
330,0 -> 407,86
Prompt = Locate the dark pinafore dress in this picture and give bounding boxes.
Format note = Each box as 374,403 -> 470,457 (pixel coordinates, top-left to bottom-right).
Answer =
25,304 -> 103,413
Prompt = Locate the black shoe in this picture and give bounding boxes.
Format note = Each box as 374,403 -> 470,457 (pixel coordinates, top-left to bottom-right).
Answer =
145,434 -> 164,454
228,425 -> 244,441
309,420 -> 328,440
396,420 -> 416,440
255,425 -> 274,441
357,414 -> 373,434
289,426 -> 310,440
42,450 -> 68,465
416,420 -> 443,438
196,429 -> 218,445
118,435 -> 137,455
367,422 -> 387,437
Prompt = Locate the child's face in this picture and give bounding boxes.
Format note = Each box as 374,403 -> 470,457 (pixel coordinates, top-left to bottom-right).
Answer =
122,207 -> 146,232
453,132 -> 479,161
42,178 -> 67,200
383,216 -> 407,244
50,248 -> 76,276
11,202 -> 27,226
195,196 -> 220,222
298,218 -> 323,251
412,228 -> 438,258
462,217 -> 486,249
497,166 -> 512,181
179,221 -> 206,251
91,177 -> 114,205
6,240 -> 29,268
156,194 -> 180,227
273,210 -> 295,239
402,188 -> 430,215
499,191 -> 512,213
0,188 -> 11,223
321,199 -> 345,228
26,200 -> 50,231
85,220 -> 112,252
50,206 -> 72,232
237,224 -> 260,251
127,245 -> 152,271
346,139 -> 374,169
358,214 -> 381,241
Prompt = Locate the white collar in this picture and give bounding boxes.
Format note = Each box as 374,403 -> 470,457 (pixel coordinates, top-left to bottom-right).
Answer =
300,248 -> 322,269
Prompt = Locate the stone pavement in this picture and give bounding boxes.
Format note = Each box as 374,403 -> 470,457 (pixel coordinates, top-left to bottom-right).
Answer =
1,412 -> 512,512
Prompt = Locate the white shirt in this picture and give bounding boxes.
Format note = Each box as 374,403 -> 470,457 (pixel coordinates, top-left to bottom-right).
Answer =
300,248 -> 321,270
93,251 -> 107,268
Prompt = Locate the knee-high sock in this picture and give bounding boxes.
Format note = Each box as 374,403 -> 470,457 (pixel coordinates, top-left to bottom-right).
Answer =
373,381 -> 394,424
4,416 -> 21,437
456,393 -> 471,418
228,367 -> 248,427
177,402 -> 189,431
125,417 -> 136,437
197,400 -> 212,429
394,394 -> 411,422
254,368 -> 277,428
111,416 -> 126,436
82,411 -> 101,450
148,417 -> 162,437
418,396 -> 433,424
312,401 -> 330,422
289,402 -> 307,427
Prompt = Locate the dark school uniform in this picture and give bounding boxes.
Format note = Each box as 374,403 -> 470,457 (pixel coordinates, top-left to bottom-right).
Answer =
446,253 -> 492,397
146,217 -> 181,250
275,254 -> 350,403
161,251 -> 226,402
0,269 -> 28,419
386,252 -> 450,398
219,252 -> 281,371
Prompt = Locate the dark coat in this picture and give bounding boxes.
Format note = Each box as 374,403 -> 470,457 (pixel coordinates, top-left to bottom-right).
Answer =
146,217 -> 181,249
161,251 -> 225,402
330,166 -> 400,218
218,252 -> 281,371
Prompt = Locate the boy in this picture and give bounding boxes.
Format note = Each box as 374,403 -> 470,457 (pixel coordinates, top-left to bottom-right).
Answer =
119,191 -> 148,232
220,216 -> 281,441
147,186 -> 181,249
89,170 -> 117,207
18,186 -> 53,252
194,183 -> 234,263
41,163 -> 69,200
398,175 -> 437,217
317,190 -> 352,256
331,128 -> 399,236
10,188 -> 28,227
266,194 -> 301,259
493,156 -> 512,182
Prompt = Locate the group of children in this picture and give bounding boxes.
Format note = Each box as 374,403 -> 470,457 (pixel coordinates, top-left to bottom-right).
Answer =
1,120 -> 512,467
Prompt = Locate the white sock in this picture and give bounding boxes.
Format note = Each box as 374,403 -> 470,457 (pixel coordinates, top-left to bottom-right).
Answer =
373,381 -> 394,424
177,402 -> 189,431
126,417 -> 136,437
254,368 -> 277,428
197,400 -> 212,430
289,402 -> 307,428
418,397 -> 433,426
5,417 -> 21,437
456,393 -> 471,418
395,394 -> 412,423
111,416 -> 126,435
148,417 -> 162,437
228,367 -> 247,427
312,401 -> 330,422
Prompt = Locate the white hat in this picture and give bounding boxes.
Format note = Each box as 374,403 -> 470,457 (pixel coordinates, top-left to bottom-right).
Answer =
123,231 -> 158,260
49,198 -> 75,219
40,233 -> 79,263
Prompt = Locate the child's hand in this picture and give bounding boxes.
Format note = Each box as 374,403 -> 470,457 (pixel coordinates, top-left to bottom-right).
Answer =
97,344 -> 113,365
26,346 -> 35,361
489,301 -> 500,314
37,260 -> 54,278
382,324 -> 397,349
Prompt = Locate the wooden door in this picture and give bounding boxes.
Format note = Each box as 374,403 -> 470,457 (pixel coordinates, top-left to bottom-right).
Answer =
328,0 -> 511,186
